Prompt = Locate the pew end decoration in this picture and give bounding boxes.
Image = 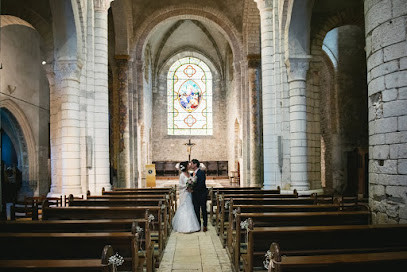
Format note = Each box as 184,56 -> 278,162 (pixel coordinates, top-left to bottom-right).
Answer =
265,242 -> 281,272
108,253 -> 124,266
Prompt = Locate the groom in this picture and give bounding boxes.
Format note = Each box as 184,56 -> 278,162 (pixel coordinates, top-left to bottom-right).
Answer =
190,159 -> 208,232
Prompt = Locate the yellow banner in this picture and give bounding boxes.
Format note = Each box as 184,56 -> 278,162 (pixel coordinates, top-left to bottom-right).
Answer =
146,164 -> 156,188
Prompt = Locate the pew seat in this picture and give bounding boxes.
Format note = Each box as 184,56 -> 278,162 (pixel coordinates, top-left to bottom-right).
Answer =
242,224 -> 407,272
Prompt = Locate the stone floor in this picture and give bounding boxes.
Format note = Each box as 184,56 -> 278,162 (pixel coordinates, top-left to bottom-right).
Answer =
157,224 -> 233,272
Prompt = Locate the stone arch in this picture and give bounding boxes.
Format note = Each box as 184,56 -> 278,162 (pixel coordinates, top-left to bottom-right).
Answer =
158,48 -> 221,81
153,20 -> 224,79
133,5 -> 243,63
0,15 -> 36,30
307,7 -> 366,193
310,8 -> 364,62
0,100 -> 37,188
1,11 -> 54,63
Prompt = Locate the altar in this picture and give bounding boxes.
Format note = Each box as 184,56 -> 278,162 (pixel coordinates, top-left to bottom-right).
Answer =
152,160 -> 228,177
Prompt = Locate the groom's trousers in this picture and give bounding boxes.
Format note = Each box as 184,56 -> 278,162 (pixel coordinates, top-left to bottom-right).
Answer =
193,192 -> 208,227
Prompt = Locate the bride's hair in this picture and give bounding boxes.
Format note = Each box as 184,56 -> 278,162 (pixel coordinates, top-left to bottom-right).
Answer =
179,161 -> 189,172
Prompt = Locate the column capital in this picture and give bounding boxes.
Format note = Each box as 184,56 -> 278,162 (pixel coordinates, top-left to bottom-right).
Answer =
94,0 -> 114,12
285,56 -> 312,82
115,55 -> 130,67
54,60 -> 83,82
255,0 -> 273,11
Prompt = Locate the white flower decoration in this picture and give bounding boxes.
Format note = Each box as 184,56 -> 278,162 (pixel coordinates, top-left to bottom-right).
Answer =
224,200 -> 230,209
240,219 -> 249,230
148,214 -> 155,223
108,253 -> 124,267
232,209 -> 238,216
263,250 -> 272,269
136,226 -> 143,234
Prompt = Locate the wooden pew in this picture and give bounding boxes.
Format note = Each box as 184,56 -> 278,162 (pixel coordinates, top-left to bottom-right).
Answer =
0,244 -> 115,272
215,192 -> 308,236
63,194 -> 84,206
215,190 -> 298,226
224,199 -> 369,251
224,202 -> 348,251
309,193 -> 368,207
208,186 -> 274,226
68,195 -> 172,236
243,224 -> 407,272
0,218 -> 140,233
100,187 -> 176,215
111,187 -> 174,192
108,186 -> 177,210
9,196 -> 63,220
233,210 -> 371,271
0,232 -> 139,272
42,204 -> 166,266
68,198 -> 166,208
87,192 -> 175,222
10,201 -> 39,221
208,186 -> 265,225
0,219 -> 154,272
216,197 -> 319,232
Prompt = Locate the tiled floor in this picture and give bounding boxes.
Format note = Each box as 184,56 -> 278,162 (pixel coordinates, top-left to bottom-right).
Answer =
157,225 -> 233,272
156,177 -> 234,272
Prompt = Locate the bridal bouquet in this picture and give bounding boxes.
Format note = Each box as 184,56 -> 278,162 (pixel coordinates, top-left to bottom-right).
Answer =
186,176 -> 197,192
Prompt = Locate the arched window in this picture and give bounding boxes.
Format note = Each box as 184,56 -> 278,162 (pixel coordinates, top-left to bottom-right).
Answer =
167,57 -> 213,135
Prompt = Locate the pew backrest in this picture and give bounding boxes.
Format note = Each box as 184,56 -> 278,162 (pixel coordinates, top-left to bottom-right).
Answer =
245,224 -> 407,272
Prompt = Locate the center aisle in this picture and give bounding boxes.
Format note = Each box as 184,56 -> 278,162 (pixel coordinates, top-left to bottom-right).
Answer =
157,225 -> 233,272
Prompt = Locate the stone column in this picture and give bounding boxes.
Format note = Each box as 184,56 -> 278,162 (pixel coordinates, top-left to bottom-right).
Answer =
365,0 -> 407,223
134,59 -> 144,187
248,56 -> 263,187
49,60 -> 83,196
115,55 -> 131,188
286,57 -> 311,191
92,0 -> 112,192
255,0 -> 281,188
240,61 -> 251,187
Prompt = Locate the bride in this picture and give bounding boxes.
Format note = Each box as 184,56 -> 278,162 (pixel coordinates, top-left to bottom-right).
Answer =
172,161 -> 201,233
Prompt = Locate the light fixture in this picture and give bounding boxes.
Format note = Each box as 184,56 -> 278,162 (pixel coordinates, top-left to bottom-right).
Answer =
42,61 -> 47,65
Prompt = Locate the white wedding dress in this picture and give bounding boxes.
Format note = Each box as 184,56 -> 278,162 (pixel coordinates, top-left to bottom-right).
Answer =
172,172 -> 201,233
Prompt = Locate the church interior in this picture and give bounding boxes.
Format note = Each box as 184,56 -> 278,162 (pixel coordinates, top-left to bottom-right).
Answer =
0,0 -> 407,271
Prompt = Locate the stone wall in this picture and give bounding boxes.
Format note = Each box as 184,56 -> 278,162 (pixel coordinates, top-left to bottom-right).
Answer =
365,0 -> 407,223
0,22 -> 50,196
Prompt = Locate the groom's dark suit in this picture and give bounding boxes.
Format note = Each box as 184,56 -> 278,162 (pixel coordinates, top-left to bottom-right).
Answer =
192,168 -> 208,228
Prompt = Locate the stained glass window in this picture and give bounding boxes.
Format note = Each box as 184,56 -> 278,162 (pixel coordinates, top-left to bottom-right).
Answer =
167,57 -> 213,135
